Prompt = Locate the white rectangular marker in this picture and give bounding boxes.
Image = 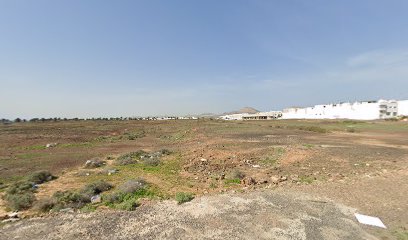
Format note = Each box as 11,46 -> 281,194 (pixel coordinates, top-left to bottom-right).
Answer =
354,213 -> 387,228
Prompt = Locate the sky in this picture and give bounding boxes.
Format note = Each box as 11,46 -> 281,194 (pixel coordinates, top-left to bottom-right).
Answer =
1,0 -> 408,119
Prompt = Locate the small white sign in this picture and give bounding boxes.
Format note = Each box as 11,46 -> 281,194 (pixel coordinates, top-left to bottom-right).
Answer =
354,213 -> 387,228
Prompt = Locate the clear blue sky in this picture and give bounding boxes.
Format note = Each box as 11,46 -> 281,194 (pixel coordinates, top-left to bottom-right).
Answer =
1,0 -> 408,118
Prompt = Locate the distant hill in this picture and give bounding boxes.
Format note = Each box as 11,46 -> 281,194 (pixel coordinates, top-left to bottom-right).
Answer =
223,107 -> 260,115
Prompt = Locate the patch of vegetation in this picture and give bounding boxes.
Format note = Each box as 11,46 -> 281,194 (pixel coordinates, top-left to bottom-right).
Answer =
40,180 -> 113,211
58,142 -> 93,148
142,157 -> 160,166
115,150 -> 147,165
80,180 -> 113,199
24,145 -> 46,150
209,181 -> 218,189
4,192 -> 35,211
295,125 -> 328,133
261,147 -> 285,166
34,198 -> 56,212
175,192 -> 194,204
28,170 -> 56,184
393,229 -> 408,240
303,144 -> 314,149
299,175 -> 315,184
224,178 -> 241,185
3,181 -> 37,210
227,169 -> 245,180
52,190 -> 90,209
80,204 -> 97,213
346,127 -> 356,133
103,179 -> 158,211
123,131 -> 145,140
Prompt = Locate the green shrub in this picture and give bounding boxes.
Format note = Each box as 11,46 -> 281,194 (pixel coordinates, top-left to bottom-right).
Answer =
53,190 -> 90,209
80,180 -> 112,198
28,170 -> 56,184
80,204 -> 97,213
175,192 -> 194,204
115,198 -> 140,211
6,181 -> 34,195
224,178 -> 241,184
5,192 -> 35,211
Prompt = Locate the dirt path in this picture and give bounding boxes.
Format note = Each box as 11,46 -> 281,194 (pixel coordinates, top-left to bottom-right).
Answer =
1,190 -> 377,240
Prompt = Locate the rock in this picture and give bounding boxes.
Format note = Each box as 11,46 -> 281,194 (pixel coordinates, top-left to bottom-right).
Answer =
2,218 -> 20,223
59,208 -> 74,213
280,176 -> 288,182
46,143 -> 57,148
7,212 -> 19,218
290,175 -> 300,183
200,158 -> 207,162
107,169 -> 118,175
270,176 -> 280,184
91,195 -> 102,203
252,165 -> 260,168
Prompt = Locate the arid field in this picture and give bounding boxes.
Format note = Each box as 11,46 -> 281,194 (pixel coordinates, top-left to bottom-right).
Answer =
1,119 -> 407,239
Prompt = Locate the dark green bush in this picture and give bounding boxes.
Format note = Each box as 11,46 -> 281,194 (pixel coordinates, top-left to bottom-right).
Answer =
6,181 -> 34,195
80,180 -> 113,198
28,170 -> 56,184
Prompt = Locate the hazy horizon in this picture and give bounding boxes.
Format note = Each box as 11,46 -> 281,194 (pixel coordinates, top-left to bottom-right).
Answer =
2,1 -> 408,119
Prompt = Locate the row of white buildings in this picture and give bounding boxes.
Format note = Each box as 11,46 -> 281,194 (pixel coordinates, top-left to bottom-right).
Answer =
221,99 -> 408,121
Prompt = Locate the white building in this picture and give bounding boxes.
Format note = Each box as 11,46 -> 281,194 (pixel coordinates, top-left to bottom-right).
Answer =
398,100 -> 408,116
282,100 -> 398,120
242,111 -> 282,120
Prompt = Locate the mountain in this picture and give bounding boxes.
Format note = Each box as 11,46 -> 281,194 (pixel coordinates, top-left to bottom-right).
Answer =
223,107 -> 260,115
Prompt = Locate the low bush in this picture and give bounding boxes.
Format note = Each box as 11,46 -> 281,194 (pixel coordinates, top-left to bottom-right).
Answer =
175,192 -> 194,204
28,170 -> 56,184
5,192 -> 36,211
118,179 -> 146,194
227,169 -> 245,180
114,198 -> 139,211
80,180 -> 113,198
6,181 -> 34,195
53,190 -> 90,209
159,149 -> 172,155
142,157 -> 160,166
34,198 -> 56,212
115,150 -> 147,165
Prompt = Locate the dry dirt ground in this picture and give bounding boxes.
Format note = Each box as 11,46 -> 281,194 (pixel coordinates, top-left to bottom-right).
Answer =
0,190 -> 377,240
1,119 -> 408,239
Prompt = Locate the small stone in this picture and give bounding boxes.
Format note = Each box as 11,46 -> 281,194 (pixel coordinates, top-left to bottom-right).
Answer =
270,176 -> 280,184
280,176 -> 288,182
91,195 -> 101,203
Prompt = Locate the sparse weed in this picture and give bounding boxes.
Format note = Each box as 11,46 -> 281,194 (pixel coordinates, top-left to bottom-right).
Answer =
175,192 -> 194,204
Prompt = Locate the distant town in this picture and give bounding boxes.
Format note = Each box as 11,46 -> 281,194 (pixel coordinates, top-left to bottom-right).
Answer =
221,99 -> 408,121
